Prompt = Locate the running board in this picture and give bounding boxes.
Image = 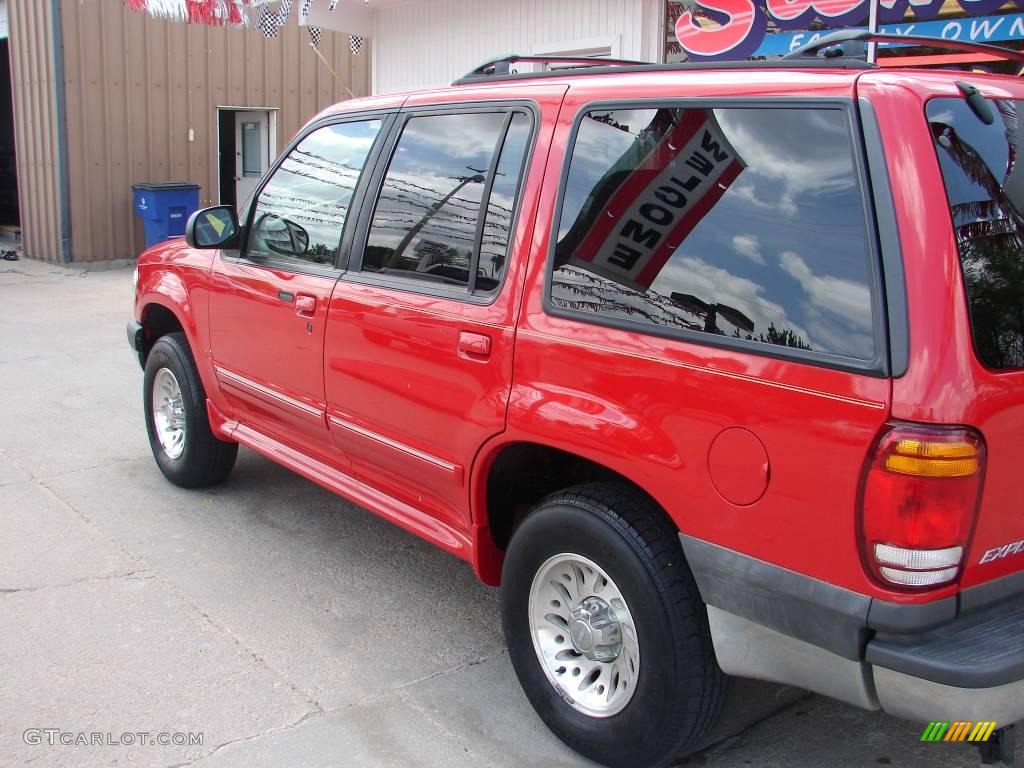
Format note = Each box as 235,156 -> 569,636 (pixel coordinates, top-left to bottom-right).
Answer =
229,422 -> 473,561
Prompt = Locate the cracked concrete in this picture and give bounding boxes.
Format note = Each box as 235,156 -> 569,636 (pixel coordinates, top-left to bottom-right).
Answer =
2,258 -> 1016,768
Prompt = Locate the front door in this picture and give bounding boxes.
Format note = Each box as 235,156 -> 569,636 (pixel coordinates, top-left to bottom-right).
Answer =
235,111 -> 271,206
209,117 -> 387,462
324,100 -> 552,534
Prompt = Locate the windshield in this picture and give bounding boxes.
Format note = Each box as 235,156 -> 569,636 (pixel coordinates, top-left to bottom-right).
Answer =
928,97 -> 1024,370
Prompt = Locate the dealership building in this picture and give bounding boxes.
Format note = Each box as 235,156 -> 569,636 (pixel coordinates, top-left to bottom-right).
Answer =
2,0 -> 1021,263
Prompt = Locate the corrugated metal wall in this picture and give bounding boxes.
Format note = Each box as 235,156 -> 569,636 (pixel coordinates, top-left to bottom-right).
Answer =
372,0 -> 664,94
7,0 -> 65,261
59,2 -> 370,262
8,2 -> 370,263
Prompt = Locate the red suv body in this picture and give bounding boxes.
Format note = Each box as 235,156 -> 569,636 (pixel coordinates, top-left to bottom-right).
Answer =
129,42 -> 1024,768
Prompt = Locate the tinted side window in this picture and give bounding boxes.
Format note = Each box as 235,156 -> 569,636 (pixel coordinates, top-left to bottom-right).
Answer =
247,120 -> 382,267
928,98 -> 1024,370
551,107 -> 876,361
477,113 -> 532,292
362,111 -> 529,293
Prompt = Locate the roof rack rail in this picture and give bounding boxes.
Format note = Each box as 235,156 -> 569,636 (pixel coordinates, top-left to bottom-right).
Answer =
784,29 -> 1024,62
456,54 -> 648,81
451,56 -> 874,86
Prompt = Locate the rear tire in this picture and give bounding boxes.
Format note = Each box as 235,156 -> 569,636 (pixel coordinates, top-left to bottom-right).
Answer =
143,332 -> 238,488
501,483 -> 724,768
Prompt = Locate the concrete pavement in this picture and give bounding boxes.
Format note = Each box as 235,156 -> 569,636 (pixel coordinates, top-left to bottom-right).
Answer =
0,257 -> 1016,768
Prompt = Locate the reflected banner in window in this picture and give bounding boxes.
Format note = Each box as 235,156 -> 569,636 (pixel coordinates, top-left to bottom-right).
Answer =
552,107 -> 876,361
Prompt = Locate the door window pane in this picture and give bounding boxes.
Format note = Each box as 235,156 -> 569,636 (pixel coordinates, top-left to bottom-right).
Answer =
247,119 -> 382,267
362,113 -> 509,290
241,122 -> 262,177
928,97 -> 1024,370
476,113 -> 532,293
551,107 -> 876,360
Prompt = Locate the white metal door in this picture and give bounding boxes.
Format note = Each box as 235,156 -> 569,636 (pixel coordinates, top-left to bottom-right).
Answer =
235,111 -> 270,206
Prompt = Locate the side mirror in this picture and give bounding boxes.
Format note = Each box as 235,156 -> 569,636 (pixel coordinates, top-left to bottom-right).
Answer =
185,206 -> 240,249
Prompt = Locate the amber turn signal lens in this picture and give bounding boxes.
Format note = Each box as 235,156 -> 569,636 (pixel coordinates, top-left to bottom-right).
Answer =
883,439 -> 979,478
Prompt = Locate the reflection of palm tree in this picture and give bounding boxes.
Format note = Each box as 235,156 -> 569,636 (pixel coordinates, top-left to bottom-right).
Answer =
386,170 -> 485,268
931,112 -> 1024,368
931,121 -> 1024,231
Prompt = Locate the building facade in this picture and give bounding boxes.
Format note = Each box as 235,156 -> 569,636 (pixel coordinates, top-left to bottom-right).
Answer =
4,0 -> 369,263
4,0 -> 1020,263
370,0 -> 667,94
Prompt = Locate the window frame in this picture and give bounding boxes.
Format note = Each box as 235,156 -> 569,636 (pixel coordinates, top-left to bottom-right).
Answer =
233,109 -> 398,278
342,100 -> 540,305
544,97 -> 892,377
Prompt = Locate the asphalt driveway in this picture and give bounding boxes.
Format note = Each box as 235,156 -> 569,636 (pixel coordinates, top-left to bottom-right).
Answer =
0,258 -> 1014,768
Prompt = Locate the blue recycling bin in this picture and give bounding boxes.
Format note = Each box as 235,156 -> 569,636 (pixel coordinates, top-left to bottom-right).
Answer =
132,182 -> 201,248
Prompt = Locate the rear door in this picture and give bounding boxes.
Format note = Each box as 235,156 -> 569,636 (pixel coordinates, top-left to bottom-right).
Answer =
323,86 -> 565,534
512,80 -> 895,594
208,116 -> 389,462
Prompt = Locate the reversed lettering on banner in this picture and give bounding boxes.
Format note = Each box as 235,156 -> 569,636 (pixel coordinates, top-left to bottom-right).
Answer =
571,111 -> 745,290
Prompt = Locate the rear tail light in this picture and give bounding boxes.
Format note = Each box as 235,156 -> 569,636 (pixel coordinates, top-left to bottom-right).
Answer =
859,422 -> 985,590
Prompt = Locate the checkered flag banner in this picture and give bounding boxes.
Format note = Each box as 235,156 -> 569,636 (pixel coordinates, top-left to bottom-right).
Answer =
125,0 -> 369,48
256,0 -> 293,37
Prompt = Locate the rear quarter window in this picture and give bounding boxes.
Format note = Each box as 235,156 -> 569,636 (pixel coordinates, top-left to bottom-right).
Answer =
928,97 -> 1024,370
548,105 -> 880,365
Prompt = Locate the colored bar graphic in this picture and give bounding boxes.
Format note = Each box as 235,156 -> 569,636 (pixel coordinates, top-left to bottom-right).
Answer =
971,722 -> 998,742
921,722 -> 950,742
945,722 -> 972,741
921,721 -> 997,742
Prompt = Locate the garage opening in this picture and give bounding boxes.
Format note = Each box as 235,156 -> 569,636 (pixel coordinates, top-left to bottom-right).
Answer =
0,35 -> 20,245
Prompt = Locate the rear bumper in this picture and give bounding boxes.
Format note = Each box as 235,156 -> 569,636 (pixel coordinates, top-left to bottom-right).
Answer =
874,667 -> 1024,724
681,535 -> 1024,724
870,597 -> 1024,723
867,597 -> 1024,689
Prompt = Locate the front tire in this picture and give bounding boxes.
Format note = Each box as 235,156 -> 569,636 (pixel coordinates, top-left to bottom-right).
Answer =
501,483 -> 724,768
143,332 -> 238,488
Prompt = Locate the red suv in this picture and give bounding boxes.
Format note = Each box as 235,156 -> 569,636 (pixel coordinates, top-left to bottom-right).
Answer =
129,33 -> 1024,768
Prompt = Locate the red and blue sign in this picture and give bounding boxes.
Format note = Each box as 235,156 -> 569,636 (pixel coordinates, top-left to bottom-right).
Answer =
674,0 -> 1023,60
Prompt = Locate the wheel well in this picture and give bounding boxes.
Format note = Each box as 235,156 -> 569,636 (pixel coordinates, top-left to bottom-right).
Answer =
140,304 -> 184,362
485,443 -> 674,551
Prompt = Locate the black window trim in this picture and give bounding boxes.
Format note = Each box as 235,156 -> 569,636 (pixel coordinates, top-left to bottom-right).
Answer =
230,108 -> 400,279
858,96 -> 909,379
543,96 -> 892,378
341,99 -> 540,306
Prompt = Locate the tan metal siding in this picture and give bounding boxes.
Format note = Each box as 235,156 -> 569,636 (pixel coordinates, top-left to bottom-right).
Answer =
7,0 -> 64,261
59,2 -> 370,262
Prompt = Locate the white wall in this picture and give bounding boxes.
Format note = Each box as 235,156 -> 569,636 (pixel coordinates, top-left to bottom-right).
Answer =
0,1 -> 8,40
372,0 -> 665,94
